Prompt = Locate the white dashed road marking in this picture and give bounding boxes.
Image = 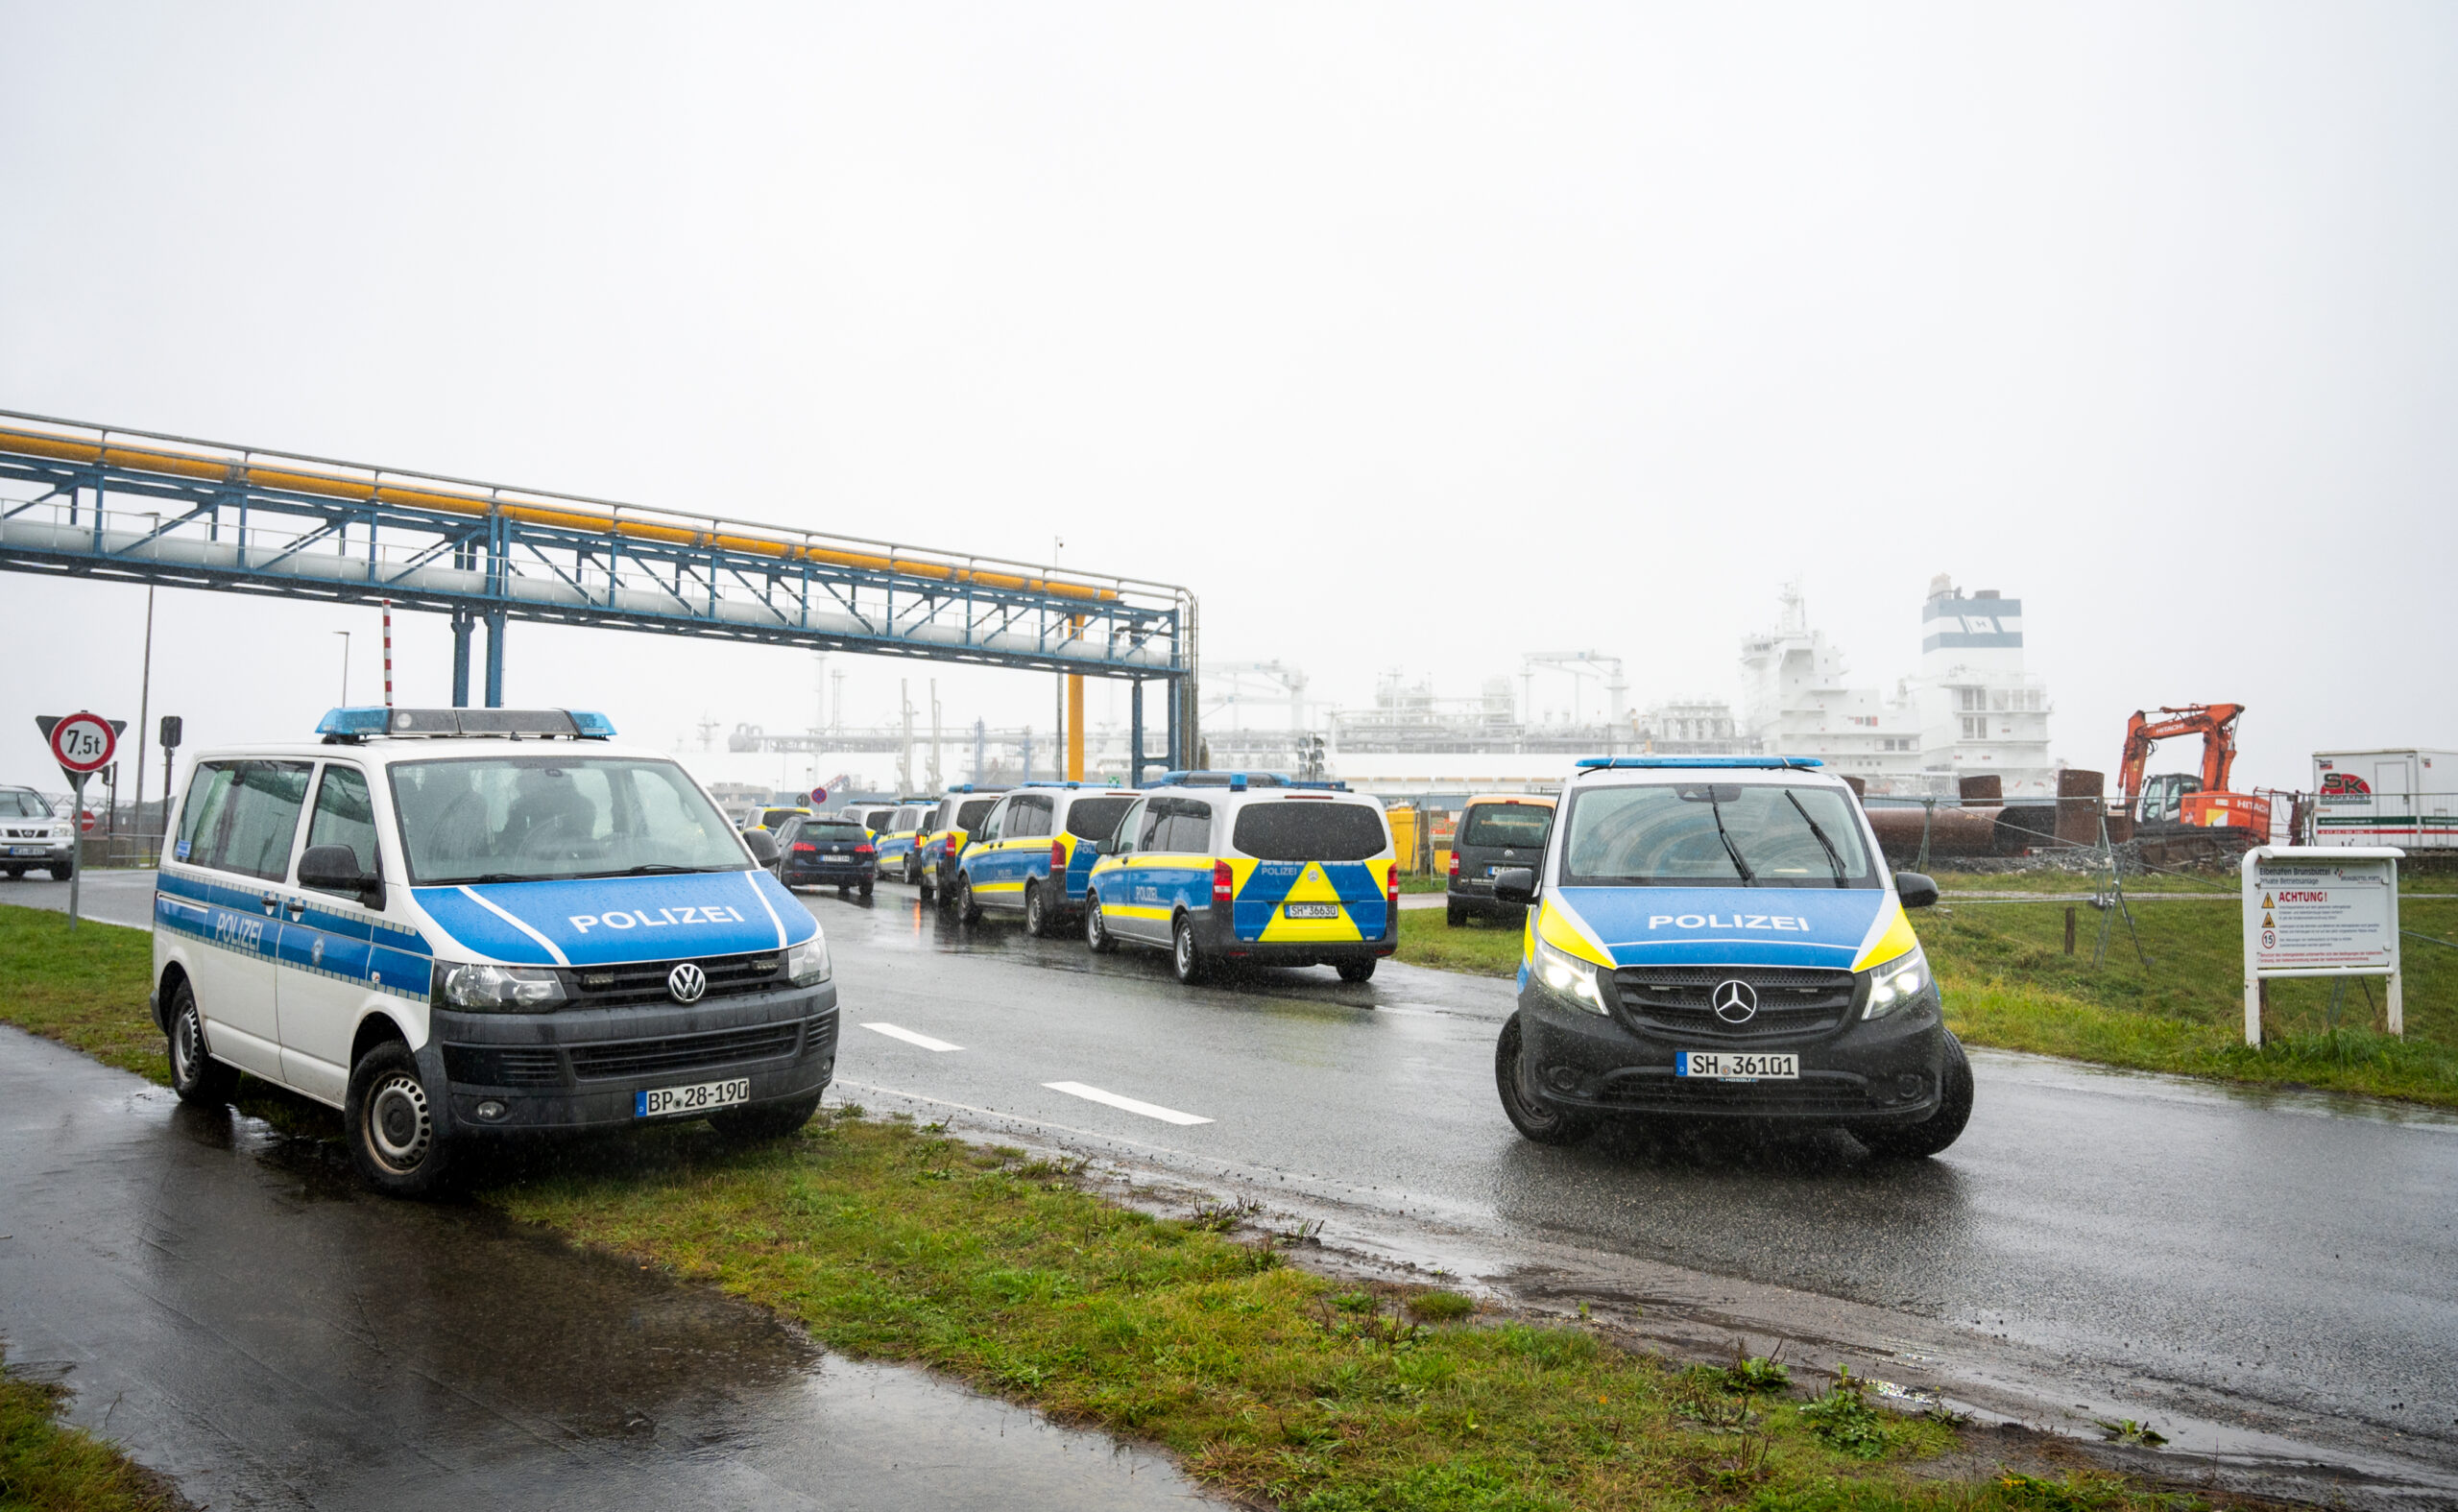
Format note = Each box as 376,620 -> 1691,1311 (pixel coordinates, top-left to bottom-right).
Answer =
862,1022 -> 963,1052
1041,1081 -> 1213,1126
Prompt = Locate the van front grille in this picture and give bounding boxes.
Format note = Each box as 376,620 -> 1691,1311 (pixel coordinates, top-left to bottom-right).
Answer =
1611,966 -> 1857,1038
562,951 -> 784,1007
568,1021 -> 805,1081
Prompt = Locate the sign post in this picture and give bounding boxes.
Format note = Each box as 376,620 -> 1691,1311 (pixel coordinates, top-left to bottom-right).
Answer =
36,712 -> 121,932
2241,845 -> 2405,1045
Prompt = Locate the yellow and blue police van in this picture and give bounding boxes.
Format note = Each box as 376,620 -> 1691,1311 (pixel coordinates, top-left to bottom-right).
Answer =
917,784 -> 1010,904
149,707 -> 837,1197
871,799 -> 936,883
950,782 -> 1143,936
1489,756 -> 1968,1156
1083,772 -> 1398,986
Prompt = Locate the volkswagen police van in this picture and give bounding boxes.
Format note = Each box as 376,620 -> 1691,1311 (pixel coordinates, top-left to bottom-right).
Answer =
950,782 -> 1143,935
1082,773 -> 1398,986
149,708 -> 838,1196
1489,756 -> 1969,1157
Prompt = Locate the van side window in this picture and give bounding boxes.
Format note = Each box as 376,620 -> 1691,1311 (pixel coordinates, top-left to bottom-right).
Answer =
976,801 -> 1007,843
1135,800 -> 1169,853
174,762 -> 242,869
1166,801 -> 1214,854
1009,797 -> 1050,839
217,761 -> 314,881
302,765 -> 379,892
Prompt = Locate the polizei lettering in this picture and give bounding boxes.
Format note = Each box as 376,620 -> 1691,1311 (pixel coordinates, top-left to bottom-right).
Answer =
567,905 -> 749,933
1647,913 -> 1810,931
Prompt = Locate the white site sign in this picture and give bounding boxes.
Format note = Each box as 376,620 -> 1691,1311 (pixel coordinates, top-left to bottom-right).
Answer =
2240,846 -> 2404,1045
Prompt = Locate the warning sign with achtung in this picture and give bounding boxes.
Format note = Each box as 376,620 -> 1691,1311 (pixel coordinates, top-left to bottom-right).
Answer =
2244,854 -> 2398,973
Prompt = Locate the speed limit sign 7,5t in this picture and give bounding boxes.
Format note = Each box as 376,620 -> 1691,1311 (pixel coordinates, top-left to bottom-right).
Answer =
49,711 -> 117,775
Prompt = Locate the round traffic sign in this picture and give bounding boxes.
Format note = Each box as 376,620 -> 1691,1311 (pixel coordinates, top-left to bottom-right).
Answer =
809,786 -> 829,805
49,711 -> 117,775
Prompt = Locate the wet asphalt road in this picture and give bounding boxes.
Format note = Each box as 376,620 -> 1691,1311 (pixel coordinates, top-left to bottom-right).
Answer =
10,870 -> 2458,1494
802,884 -> 2458,1482
0,1023 -> 1216,1511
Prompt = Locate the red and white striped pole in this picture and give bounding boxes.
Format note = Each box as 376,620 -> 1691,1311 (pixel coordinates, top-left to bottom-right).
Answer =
381,600 -> 396,708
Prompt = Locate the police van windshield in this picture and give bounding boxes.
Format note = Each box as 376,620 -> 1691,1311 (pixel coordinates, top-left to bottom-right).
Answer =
388,756 -> 750,886
0,789 -> 53,818
1231,801 -> 1388,862
1560,782 -> 1875,888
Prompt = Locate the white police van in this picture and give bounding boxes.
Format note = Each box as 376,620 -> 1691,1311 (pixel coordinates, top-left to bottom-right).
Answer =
1490,756 -> 1970,1156
150,707 -> 836,1195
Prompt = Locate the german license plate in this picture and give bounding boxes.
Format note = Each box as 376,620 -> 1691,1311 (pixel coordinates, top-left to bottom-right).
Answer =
9,847 -> 44,857
1677,1052 -> 1798,1081
636,1077 -> 752,1117
1284,902 -> 1340,919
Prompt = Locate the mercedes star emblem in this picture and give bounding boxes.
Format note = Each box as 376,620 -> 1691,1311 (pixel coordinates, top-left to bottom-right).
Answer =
1711,979 -> 1758,1024
667,962 -> 708,1003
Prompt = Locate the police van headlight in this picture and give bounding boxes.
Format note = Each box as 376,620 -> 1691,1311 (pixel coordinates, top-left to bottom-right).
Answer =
1860,946 -> 1931,1020
787,933 -> 832,987
435,961 -> 566,1011
1533,936 -> 1609,1015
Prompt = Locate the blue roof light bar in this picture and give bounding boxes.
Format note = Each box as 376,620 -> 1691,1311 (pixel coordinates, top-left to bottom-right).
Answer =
1574,756 -> 1824,771
315,707 -> 616,739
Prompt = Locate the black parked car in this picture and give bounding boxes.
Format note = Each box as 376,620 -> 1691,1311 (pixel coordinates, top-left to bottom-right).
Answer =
1446,794 -> 1555,926
775,815 -> 877,900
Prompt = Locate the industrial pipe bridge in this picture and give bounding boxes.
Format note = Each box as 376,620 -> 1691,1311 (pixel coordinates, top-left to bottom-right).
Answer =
0,411 -> 1197,772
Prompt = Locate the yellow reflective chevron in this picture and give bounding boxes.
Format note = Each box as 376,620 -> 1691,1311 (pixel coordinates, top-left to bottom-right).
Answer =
1255,859 -> 1366,943
1534,896 -> 1613,968
1850,895 -> 1919,971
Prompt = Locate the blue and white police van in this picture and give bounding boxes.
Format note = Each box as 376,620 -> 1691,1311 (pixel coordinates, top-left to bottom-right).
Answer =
948,781 -> 1144,935
149,707 -> 837,1195
1490,756 -> 1971,1157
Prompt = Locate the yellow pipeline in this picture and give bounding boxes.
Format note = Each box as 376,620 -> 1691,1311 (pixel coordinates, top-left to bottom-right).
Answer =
0,423 -> 1117,603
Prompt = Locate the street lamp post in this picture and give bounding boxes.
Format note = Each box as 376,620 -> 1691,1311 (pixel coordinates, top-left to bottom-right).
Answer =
335,631 -> 351,706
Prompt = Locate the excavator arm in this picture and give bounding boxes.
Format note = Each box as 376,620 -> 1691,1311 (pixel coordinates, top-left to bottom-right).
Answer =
2118,704 -> 2246,801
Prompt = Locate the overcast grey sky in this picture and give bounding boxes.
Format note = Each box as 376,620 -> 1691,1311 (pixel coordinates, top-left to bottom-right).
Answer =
4,2 -> 2452,793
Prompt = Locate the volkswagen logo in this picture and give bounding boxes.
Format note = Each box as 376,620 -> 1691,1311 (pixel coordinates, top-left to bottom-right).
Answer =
1711,979 -> 1758,1024
667,962 -> 708,1003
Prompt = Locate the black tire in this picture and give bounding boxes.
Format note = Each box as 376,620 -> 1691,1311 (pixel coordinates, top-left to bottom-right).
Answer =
710,1091 -> 823,1141
1085,893 -> 1118,954
1170,914 -> 1209,985
345,1040 -> 456,1197
1494,1011 -> 1597,1146
1024,878 -> 1052,938
837,884 -> 850,899
164,978 -> 239,1106
1855,1032 -> 1974,1159
48,861 -> 74,882
2,866 -> 22,879
957,874 -> 982,924
1337,958 -> 1378,983
858,882 -> 874,902
1447,901 -> 1466,928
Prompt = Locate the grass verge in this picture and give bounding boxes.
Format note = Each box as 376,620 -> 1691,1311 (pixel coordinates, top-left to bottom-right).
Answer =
1391,885 -> 2458,1110
0,902 -> 2230,1512
0,1345 -> 182,1512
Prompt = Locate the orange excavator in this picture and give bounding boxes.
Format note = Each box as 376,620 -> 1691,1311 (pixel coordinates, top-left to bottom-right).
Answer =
2117,704 -> 2272,843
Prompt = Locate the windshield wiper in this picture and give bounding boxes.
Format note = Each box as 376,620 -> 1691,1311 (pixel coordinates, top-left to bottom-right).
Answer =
1785,791 -> 1849,888
446,873 -> 546,886
1705,789 -> 1756,885
575,863 -> 738,878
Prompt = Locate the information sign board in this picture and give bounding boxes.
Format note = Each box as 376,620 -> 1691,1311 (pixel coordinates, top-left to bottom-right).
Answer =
2241,846 -> 2404,1044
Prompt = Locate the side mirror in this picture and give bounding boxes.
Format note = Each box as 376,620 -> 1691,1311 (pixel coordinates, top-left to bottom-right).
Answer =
1491,867 -> 1537,905
1894,871 -> 1940,909
298,844 -> 383,908
742,829 -> 782,867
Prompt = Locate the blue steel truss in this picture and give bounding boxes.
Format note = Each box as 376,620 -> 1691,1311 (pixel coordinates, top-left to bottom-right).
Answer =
0,411 -> 1195,768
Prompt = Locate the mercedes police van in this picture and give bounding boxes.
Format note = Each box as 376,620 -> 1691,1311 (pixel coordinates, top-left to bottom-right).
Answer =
150,707 -> 838,1196
873,800 -> 933,882
1082,772 -> 1398,986
1490,756 -> 1970,1157
950,781 -> 1143,935
918,784 -> 1009,904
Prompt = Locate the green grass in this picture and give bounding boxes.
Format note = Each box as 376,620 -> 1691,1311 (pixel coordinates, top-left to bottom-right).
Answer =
0,903 -> 2234,1512
0,1345 -> 180,1512
1391,882 -> 2458,1109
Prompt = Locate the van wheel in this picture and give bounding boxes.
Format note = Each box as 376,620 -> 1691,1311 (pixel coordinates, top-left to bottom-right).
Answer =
1085,895 -> 1118,954
836,884 -> 850,899
1171,915 -> 1210,984
858,882 -> 874,902
1855,1033 -> 1974,1159
957,875 -> 982,924
1494,1012 -> 1596,1146
1446,902 -> 1466,927
1024,880 -> 1052,938
711,1092 -> 822,1141
165,979 -> 239,1105
346,1041 -> 455,1197
1337,959 -> 1377,983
